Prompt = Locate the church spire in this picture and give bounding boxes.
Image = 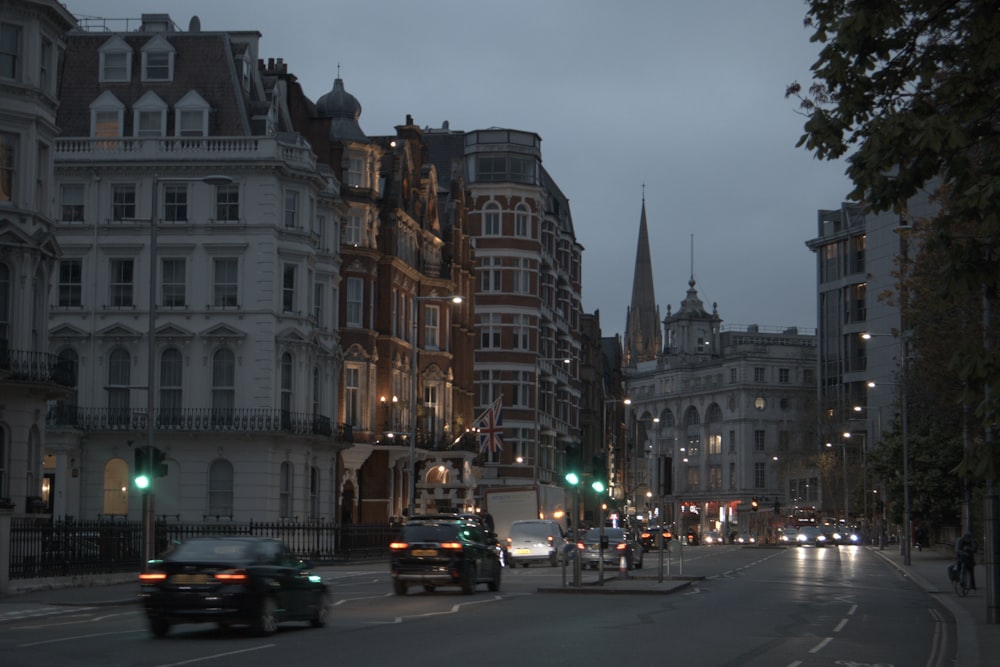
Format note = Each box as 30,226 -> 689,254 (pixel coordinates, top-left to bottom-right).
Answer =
624,190 -> 662,365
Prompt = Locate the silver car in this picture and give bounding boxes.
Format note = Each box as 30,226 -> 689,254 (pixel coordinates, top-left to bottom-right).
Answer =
576,527 -> 643,570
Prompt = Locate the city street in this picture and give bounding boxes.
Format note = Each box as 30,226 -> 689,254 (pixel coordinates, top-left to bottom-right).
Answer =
0,545 -> 958,666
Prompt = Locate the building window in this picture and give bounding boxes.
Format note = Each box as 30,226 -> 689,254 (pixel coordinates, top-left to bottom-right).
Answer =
0,22 -> 21,80
480,257 -> 501,292
344,366 -> 359,426
345,214 -> 361,245
213,258 -> 238,307
346,157 -> 363,188
686,466 -> 700,490
136,109 -> 164,137
346,277 -> 363,327
803,369 -> 815,385
513,258 -> 531,294
207,459 -> 234,517
58,259 -> 83,307
279,461 -> 292,518
514,314 -> 530,350
511,371 -> 531,408
753,430 -> 766,452
309,467 -> 319,520
159,348 -> 183,425
282,264 -> 296,312
109,258 -> 134,307
215,184 -> 239,222
280,352 -> 293,429
0,132 -> 15,203
161,258 -> 185,307
754,462 -> 766,489
708,465 -> 722,490
754,367 -> 766,382
107,348 -> 131,425
778,368 -> 790,383
212,348 -> 235,415
480,313 -> 501,349
111,184 -> 136,221
92,100 -> 123,143
515,205 -> 529,237
141,41 -> 173,81
163,184 -> 187,222
483,203 -> 501,236
284,190 -> 299,228
729,368 -> 737,384
60,183 -> 85,222
707,433 -> 721,455
424,305 -> 440,349
99,42 -> 130,82
313,282 -> 323,325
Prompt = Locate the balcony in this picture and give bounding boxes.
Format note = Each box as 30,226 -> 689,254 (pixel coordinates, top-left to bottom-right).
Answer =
54,135 -> 316,172
45,406 -> 348,440
0,344 -> 75,388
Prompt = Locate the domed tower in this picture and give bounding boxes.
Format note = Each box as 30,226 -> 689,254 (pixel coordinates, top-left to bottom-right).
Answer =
315,77 -> 370,143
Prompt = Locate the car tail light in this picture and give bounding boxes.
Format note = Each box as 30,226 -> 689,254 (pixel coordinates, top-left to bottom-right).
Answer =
389,541 -> 409,550
214,569 -> 248,582
616,543 -> 626,551
138,571 -> 167,583
576,542 -> 585,550
547,535 -> 554,545
440,542 -> 463,550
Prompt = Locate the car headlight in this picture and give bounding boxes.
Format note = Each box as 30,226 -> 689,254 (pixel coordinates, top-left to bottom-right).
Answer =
817,535 -> 826,542
832,532 -> 843,541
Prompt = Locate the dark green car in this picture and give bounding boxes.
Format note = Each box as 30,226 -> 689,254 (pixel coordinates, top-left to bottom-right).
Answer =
390,520 -> 502,595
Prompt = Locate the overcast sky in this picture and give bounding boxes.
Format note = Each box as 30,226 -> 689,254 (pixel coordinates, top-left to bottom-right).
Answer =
69,0 -> 854,337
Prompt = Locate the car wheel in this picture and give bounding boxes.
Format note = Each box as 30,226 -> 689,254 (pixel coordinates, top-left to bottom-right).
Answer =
309,592 -> 330,628
488,563 -> 501,592
253,596 -> 278,636
149,617 -> 170,638
393,580 -> 407,596
423,584 -> 435,593
460,564 -> 476,595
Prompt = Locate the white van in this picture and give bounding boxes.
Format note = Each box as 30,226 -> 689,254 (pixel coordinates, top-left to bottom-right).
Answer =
506,519 -> 566,567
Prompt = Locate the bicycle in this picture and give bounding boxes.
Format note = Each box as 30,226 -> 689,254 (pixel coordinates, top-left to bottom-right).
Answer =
949,558 -> 972,597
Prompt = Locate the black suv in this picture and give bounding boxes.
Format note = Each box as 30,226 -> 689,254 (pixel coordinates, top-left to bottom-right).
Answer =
390,520 -> 502,595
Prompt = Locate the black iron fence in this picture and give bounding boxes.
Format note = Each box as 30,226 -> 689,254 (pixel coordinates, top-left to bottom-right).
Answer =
8,517 -> 396,580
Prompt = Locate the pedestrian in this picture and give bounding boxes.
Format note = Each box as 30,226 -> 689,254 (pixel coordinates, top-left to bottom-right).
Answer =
955,531 -> 977,591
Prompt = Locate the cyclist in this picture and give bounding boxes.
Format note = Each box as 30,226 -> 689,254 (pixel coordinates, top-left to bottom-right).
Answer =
955,531 -> 977,591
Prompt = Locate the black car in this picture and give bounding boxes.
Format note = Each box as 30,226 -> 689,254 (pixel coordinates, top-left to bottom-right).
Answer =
638,525 -> 673,552
390,520 -> 502,595
138,536 -> 329,637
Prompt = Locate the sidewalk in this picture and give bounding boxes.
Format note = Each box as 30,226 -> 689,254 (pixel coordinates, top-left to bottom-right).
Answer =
871,543 -> 1000,667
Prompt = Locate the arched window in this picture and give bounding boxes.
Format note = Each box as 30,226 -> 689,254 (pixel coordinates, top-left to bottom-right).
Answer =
279,461 -> 292,518
706,403 -> 723,423
103,457 -> 129,515
160,348 -> 182,425
207,459 -> 234,517
211,348 -> 235,423
0,263 -> 9,343
108,348 -> 131,426
483,202 -> 501,236
684,406 -> 700,426
280,352 -> 293,429
660,410 -> 676,427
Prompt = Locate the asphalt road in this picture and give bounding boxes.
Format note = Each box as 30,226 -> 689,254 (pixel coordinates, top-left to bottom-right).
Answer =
0,545 -> 956,667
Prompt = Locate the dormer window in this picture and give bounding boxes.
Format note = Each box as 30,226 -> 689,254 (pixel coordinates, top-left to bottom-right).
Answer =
174,90 -> 210,137
98,36 -> 131,83
90,91 -> 125,141
133,91 -> 167,137
141,35 -> 174,82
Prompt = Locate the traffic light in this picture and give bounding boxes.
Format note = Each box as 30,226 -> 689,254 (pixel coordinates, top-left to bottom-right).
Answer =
565,471 -> 580,486
134,448 -> 150,490
751,497 -> 759,512
591,480 -> 605,494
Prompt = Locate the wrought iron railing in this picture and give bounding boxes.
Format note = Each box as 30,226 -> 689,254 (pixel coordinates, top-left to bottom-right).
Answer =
45,406 -> 348,439
0,344 -> 75,387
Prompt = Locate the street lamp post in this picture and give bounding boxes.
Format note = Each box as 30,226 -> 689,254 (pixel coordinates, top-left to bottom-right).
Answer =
408,294 -> 462,517
142,174 -> 231,569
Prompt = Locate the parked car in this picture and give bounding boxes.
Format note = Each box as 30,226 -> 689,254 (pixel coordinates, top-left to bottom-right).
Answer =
702,530 -> 725,545
577,527 -> 643,570
795,525 -> 828,547
138,536 -> 329,637
389,520 -> 502,595
506,519 -> 566,567
638,525 -> 673,552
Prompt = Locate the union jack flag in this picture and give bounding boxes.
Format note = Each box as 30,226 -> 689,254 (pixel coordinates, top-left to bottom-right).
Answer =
476,396 -> 504,454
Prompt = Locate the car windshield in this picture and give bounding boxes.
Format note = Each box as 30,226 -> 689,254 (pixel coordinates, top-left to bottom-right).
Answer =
511,523 -> 558,539
584,528 -> 623,541
168,539 -> 254,562
798,527 -> 820,536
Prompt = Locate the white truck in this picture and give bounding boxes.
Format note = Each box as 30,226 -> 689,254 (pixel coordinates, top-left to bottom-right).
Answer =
483,485 -> 568,546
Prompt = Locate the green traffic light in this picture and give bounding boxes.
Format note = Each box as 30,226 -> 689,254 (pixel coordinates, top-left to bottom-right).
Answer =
591,481 -> 605,493
135,474 -> 151,490
565,472 -> 580,485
